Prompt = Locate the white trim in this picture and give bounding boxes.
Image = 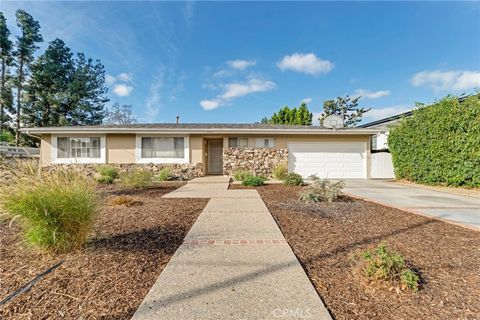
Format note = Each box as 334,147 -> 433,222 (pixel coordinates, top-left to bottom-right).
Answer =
51,134 -> 106,164
135,134 -> 190,164
255,137 -> 275,148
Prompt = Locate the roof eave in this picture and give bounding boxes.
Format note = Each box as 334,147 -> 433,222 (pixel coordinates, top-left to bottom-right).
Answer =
21,127 -> 378,135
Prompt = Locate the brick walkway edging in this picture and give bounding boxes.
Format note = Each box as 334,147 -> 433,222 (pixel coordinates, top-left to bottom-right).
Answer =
183,239 -> 288,245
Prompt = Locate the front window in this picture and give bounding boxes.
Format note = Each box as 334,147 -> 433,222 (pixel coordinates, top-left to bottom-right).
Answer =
57,137 -> 100,158
141,137 -> 184,158
228,137 -> 248,148
256,138 -> 275,148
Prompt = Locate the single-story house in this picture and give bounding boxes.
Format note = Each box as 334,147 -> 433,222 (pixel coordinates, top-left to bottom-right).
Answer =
21,123 -> 380,179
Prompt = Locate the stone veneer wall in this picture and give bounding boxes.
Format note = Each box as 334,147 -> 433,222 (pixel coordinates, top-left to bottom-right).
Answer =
223,147 -> 288,176
43,163 -> 203,180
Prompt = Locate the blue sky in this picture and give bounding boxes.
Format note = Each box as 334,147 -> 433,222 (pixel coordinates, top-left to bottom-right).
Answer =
2,1 -> 480,124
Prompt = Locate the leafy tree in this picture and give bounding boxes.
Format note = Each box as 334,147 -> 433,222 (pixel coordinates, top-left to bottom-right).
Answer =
0,12 -> 14,134
13,9 -> 43,145
319,95 -> 371,127
104,103 -> 136,124
265,103 -> 313,125
24,40 -> 108,127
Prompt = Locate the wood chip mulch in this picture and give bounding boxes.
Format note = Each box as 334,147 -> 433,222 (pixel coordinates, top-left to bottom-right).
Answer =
252,184 -> 480,320
1,182 -> 208,319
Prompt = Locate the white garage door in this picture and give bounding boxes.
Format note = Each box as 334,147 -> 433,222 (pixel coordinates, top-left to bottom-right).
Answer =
288,142 -> 367,179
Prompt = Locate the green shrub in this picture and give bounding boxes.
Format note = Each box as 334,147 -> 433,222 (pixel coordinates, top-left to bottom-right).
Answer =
96,175 -> 114,184
0,169 -> 98,253
233,169 -> 251,181
272,162 -> 288,180
0,130 -> 15,144
359,241 -> 420,291
96,165 -> 119,179
241,174 -> 266,186
299,176 -> 345,203
283,172 -> 304,186
120,169 -> 152,188
389,94 -> 480,187
154,167 -> 172,181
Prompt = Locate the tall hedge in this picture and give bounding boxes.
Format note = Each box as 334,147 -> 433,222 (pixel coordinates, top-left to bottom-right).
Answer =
388,94 -> 480,187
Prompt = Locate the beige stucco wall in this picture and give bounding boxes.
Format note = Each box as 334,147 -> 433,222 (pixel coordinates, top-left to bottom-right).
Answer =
40,134 -> 52,166
106,134 -> 136,163
189,135 -> 204,163
38,133 -> 371,177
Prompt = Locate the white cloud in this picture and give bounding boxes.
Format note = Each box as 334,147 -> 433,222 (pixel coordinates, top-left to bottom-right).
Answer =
277,53 -> 334,75
301,97 -> 312,104
200,99 -> 221,110
410,70 -> 480,91
113,84 -> 134,97
117,72 -> 133,82
363,106 -> 411,121
221,78 -> 275,100
105,74 -> 116,86
227,59 -> 257,70
353,89 -> 390,99
200,78 -> 276,110
145,77 -> 163,120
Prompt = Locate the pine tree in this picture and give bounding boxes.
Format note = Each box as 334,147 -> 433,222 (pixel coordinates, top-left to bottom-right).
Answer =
0,12 -> 14,135
319,95 -> 371,127
13,9 -> 43,145
261,103 -> 313,125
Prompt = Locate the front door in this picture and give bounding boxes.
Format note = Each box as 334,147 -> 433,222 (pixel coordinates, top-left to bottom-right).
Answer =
207,140 -> 223,174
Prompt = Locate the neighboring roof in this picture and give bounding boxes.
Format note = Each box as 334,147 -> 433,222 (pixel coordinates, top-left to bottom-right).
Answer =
358,111 -> 413,128
21,123 -> 378,135
359,94 -> 472,128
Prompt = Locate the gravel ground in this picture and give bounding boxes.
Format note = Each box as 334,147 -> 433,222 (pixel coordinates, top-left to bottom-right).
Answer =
234,184 -> 480,320
1,182 -> 208,319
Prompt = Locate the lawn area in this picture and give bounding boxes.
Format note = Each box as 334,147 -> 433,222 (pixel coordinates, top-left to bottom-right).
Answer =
1,182 -> 208,319
241,184 -> 480,320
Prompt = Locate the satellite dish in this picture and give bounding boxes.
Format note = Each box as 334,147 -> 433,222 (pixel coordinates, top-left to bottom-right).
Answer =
323,114 -> 344,129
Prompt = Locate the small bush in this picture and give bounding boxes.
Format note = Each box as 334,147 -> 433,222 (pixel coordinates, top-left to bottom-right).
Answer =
96,175 -> 114,184
283,172 -> 304,186
0,169 -> 98,253
154,167 -> 172,181
96,165 -> 119,179
272,163 -> 288,180
359,241 -> 420,291
299,176 -> 346,203
233,169 -> 251,181
242,174 -> 266,187
120,169 -> 152,188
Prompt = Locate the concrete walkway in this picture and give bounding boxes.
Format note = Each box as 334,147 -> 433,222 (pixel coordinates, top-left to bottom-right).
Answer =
345,180 -> 480,230
132,176 -> 331,320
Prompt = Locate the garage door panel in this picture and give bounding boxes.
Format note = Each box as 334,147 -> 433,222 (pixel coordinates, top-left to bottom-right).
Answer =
289,142 -> 366,179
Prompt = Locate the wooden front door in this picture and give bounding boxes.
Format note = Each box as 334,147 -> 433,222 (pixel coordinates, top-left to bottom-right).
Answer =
207,140 -> 223,174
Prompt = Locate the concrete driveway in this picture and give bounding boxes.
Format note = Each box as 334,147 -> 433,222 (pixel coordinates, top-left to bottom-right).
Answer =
344,180 -> 480,230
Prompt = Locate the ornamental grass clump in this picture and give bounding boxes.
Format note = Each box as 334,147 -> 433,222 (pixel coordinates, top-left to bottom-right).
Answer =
233,169 -> 251,181
359,241 -> 420,292
299,175 -> 346,203
120,168 -> 153,188
95,165 -> 119,184
153,167 -> 172,182
272,162 -> 288,180
0,165 -> 98,253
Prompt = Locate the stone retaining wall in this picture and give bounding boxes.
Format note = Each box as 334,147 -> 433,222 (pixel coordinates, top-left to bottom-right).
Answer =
223,147 -> 288,176
43,163 -> 203,180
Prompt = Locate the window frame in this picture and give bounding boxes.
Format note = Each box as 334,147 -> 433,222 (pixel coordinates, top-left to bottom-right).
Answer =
135,134 -> 189,164
51,135 -> 106,164
228,137 -> 249,148
255,138 -> 275,148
